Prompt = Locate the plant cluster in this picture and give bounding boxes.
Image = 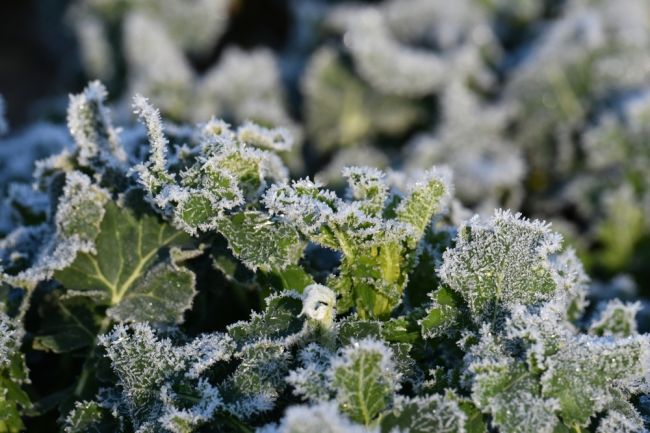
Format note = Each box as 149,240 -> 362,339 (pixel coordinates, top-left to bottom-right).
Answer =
0,82 -> 649,432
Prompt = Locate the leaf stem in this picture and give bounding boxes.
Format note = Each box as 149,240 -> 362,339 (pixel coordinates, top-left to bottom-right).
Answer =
73,316 -> 112,398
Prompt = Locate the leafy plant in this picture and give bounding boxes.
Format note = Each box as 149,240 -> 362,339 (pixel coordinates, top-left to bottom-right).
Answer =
0,81 -> 648,433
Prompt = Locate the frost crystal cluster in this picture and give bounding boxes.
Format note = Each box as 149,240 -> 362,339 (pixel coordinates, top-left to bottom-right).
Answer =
0,80 -> 648,433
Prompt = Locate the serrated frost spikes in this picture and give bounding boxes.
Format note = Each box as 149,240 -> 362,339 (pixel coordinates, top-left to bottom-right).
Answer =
67,80 -> 126,165
132,93 -> 173,192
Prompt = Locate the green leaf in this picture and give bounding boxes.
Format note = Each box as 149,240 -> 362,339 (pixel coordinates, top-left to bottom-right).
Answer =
331,339 -> 397,425
382,315 -> 422,345
342,166 -> 388,216
337,319 -> 382,346
227,291 -> 304,345
261,264 -> 315,293
456,398 -> 488,433
0,389 -> 25,433
469,329 -> 559,433
106,261 -> 196,323
395,169 -> 448,237
64,401 -> 106,433
54,201 -> 194,324
420,286 -> 464,339
0,314 -> 30,432
304,47 -> 424,151
230,340 -> 290,396
32,293 -> 101,353
217,211 -> 306,272
55,171 -> 109,241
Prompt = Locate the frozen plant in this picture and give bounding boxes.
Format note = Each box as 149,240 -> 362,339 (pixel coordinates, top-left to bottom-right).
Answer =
1,80 -> 650,433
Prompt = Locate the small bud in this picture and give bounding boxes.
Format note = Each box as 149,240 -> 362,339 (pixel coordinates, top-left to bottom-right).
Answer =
300,284 -> 336,328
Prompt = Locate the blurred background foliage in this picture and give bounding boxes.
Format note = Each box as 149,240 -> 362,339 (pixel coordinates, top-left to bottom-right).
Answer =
2,0 -> 650,311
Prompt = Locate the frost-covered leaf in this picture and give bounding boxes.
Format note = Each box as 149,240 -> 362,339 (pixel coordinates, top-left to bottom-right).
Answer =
55,171 -> 110,242
286,343 -> 334,403
264,178 -> 340,241
336,319 -> 383,346
222,339 -> 290,419
64,401 -> 108,433
440,210 -> 565,321
589,299 -> 641,337
342,166 -> 388,217
266,168 -> 448,318
227,291 -> 304,346
0,312 -> 30,433
237,122 -> 293,152
420,286 -> 464,339
330,339 -> 398,425
541,334 -> 650,427
303,47 -> 425,152
395,168 -> 450,237
380,394 -> 467,433
1,171 -> 109,290
106,259 -> 196,323
336,7 -> 446,97
336,317 -> 415,380
216,211 -> 305,272
468,327 -> 560,433
98,323 -> 233,431
54,201 -> 194,323
596,408 -> 647,433
100,323 -> 185,408
67,80 -> 126,166
159,379 -> 223,433
132,94 -> 175,194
